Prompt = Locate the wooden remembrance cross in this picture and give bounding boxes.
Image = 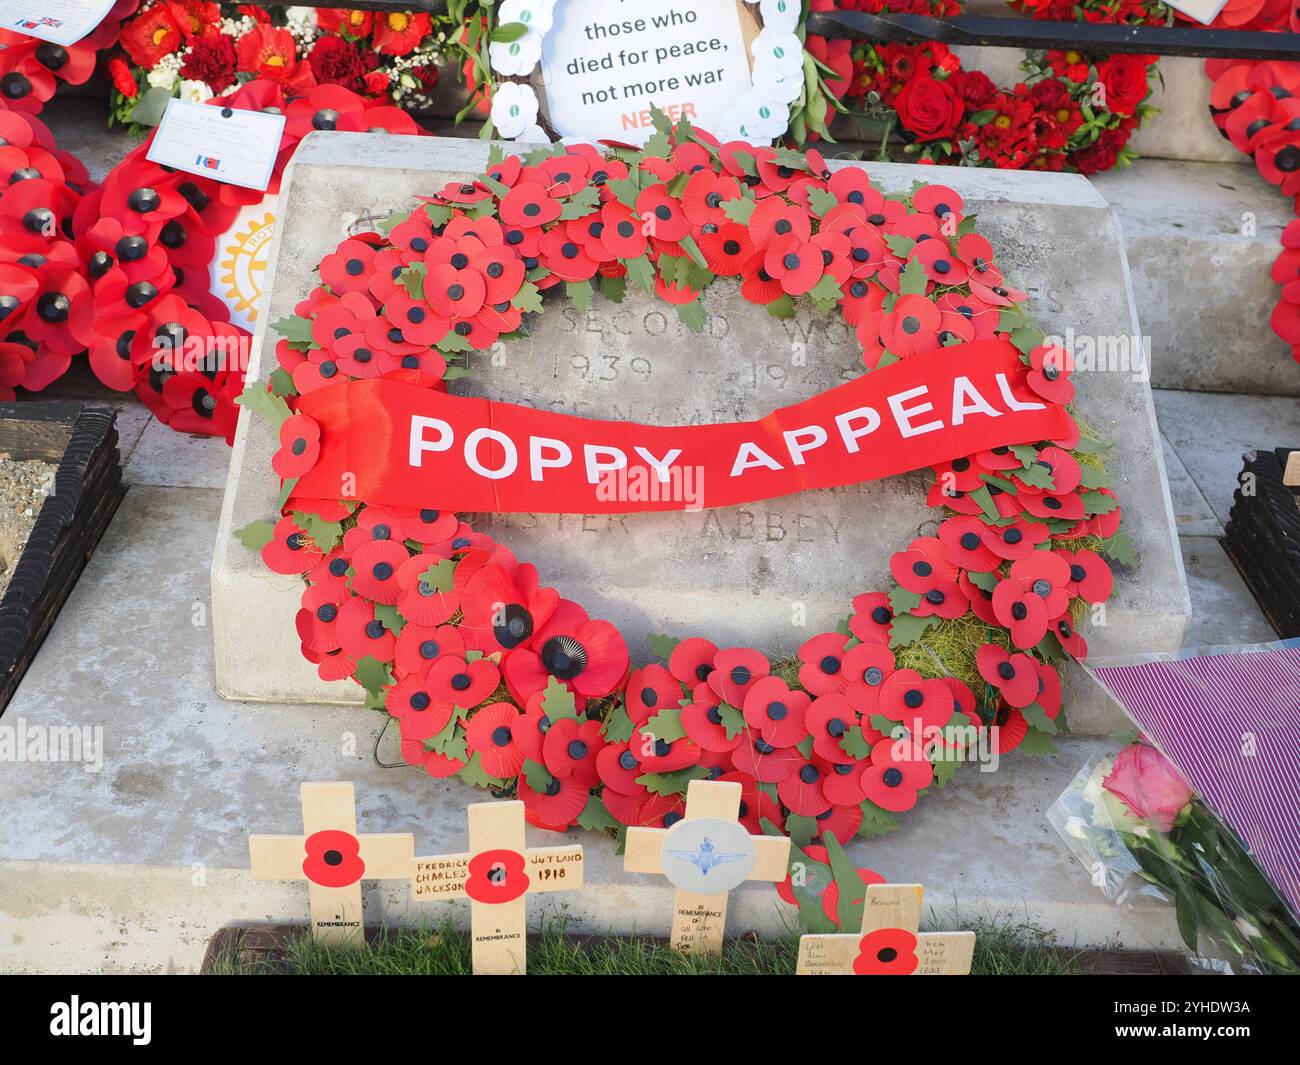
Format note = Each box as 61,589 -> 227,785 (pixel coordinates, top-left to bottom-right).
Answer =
796,883 -> 976,975
411,799 -> 584,975
248,781 -> 415,945
624,779 -> 791,954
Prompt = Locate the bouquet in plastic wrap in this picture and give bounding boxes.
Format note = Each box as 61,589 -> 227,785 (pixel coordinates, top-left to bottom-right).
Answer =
1049,639 -> 1300,975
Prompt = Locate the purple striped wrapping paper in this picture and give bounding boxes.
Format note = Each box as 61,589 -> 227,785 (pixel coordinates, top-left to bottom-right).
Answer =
1089,641 -> 1300,917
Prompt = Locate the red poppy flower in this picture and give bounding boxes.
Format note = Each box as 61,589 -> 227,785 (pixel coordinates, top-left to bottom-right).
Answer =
599,201 -> 648,259
270,413 -> 323,478
879,293 -> 940,356
850,591 -> 893,644
763,234 -> 823,296
681,169 -> 740,227
236,24 -> 298,83
542,717 -> 604,787
741,676 -> 810,748
1059,548 -> 1112,604
624,663 -> 683,726
707,646 -> 770,707
425,653 -> 499,710
982,518 -> 1050,561
699,223 -> 753,275
797,631 -> 852,695
518,773 -> 588,829
336,596 -> 396,662
992,577 -> 1050,649
681,684 -> 743,753
805,693 -> 858,763
635,186 -> 690,242
459,561 -> 559,655
976,644 -> 1039,709
394,621 -> 464,676
596,740 -> 646,794
386,670 -> 450,725
461,702 -> 524,778
295,582 -> 347,654
503,600 -> 629,701
667,636 -> 718,688
910,236 -> 967,285
841,642 -> 896,713
938,515 -> 1000,571
500,182 -> 562,228
730,733 -> 801,783
1010,550 -> 1072,618
1026,343 -> 1074,404
302,829 -> 365,888
749,195 -> 812,247
320,238 -> 377,296
627,709 -> 700,770
777,758 -> 831,816
859,737 -> 933,812
348,537 -> 409,604
877,669 -> 955,731
853,926 -> 919,975
262,515 -> 323,575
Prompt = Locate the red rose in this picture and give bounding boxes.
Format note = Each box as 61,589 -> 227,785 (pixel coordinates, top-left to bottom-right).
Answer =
180,34 -> 238,93
894,76 -> 964,142
364,70 -> 389,96
1096,54 -> 1154,117
107,57 -> 139,99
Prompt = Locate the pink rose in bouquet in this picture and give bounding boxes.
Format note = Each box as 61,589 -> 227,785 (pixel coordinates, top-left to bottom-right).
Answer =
1103,742 -> 1193,833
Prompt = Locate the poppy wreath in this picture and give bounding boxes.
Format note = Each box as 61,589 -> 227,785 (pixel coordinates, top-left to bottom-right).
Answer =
0,9 -> 133,117
0,76 -> 427,437
1193,2 -> 1300,364
834,0 -> 1159,174
237,113 -> 1134,845
0,99 -> 96,398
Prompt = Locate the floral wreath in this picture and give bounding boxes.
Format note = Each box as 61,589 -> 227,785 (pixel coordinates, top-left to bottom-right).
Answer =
451,0 -> 847,145
831,0 -> 1160,174
237,113 -> 1132,845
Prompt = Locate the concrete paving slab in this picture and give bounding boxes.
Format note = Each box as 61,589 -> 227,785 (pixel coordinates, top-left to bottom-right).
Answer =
123,418 -> 233,489
1180,536 -> 1278,647
1153,390 -> 1300,526
1160,434 -> 1222,538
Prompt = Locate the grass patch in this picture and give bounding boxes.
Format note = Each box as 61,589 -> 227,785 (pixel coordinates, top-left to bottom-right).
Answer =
206,918 -> 1081,976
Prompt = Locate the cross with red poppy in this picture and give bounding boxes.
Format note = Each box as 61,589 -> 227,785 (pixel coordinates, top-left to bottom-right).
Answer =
410,800 -> 584,975
624,779 -> 791,956
248,782 -> 415,946
795,883 -> 975,975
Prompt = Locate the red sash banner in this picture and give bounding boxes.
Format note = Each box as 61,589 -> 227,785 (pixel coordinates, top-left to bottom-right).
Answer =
287,339 -> 1072,516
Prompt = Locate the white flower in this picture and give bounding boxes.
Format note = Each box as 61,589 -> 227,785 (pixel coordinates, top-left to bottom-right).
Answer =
516,123 -> 550,144
750,29 -> 804,84
499,0 -> 555,36
178,80 -> 213,105
760,0 -> 800,32
491,81 -> 539,139
147,66 -> 179,92
731,89 -> 790,143
285,6 -> 317,35
489,29 -> 543,76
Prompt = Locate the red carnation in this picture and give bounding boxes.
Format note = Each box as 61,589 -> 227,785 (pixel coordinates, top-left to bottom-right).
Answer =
180,34 -> 238,93
107,58 -> 139,99
894,76 -> 964,142
948,69 -> 997,108
308,34 -> 379,94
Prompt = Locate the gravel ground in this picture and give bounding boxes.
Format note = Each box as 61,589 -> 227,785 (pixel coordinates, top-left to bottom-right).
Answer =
0,458 -> 55,600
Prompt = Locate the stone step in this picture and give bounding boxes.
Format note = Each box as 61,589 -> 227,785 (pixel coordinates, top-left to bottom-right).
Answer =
1092,158 -> 1299,396
0,484 -> 1181,972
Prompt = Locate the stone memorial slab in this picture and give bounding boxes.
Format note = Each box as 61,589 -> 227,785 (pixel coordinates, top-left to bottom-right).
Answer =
212,133 -> 1189,735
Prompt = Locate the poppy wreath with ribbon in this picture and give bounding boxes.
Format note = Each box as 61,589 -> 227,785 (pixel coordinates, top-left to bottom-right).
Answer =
238,115 -> 1133,843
